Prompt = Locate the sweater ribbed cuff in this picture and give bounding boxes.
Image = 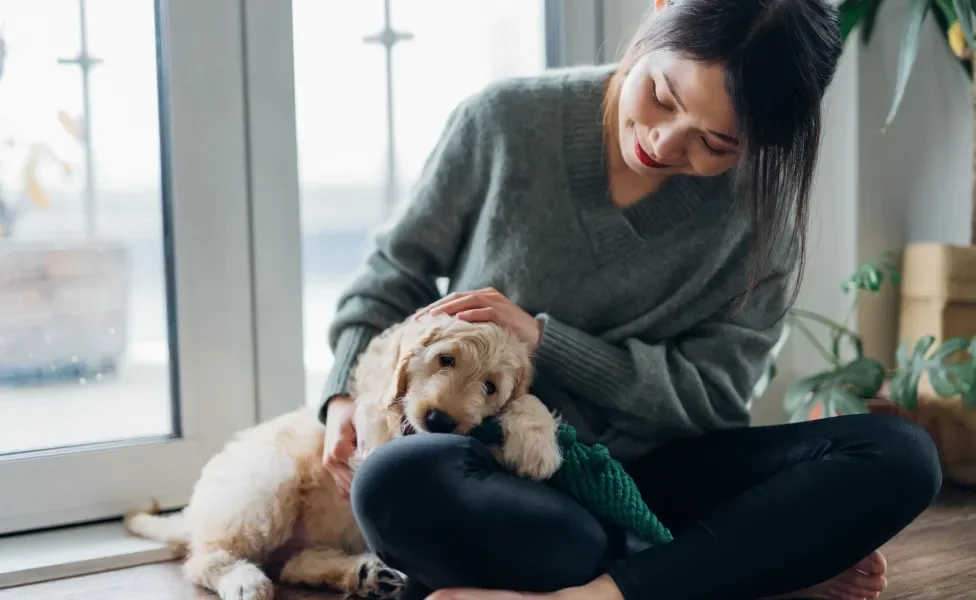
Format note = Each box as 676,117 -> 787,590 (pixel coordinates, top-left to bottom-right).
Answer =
318,325 -> 377,424
532,314 -> 633,404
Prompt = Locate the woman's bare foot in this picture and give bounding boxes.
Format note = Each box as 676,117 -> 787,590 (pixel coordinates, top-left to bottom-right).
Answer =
769,550 -> 888,600
423,553 -> 887,600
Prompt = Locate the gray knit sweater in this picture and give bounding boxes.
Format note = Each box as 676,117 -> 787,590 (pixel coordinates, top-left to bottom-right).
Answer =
320,64 -> 791,459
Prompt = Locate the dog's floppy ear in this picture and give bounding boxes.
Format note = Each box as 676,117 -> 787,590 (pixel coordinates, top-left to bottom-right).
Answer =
381,319 -> 445,408
382,347 -> 413,408
511,352 -> 534,401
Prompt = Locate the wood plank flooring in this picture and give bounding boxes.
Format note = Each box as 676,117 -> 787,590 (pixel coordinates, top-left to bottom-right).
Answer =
5,485 -> 975,600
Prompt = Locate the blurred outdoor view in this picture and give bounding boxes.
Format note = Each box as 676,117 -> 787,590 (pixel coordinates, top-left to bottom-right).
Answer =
0,0 -> 171,454
0,0 -> 547,455
293,0 -> 547,405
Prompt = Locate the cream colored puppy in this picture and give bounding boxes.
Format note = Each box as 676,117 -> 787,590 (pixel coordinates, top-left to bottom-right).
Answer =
124,313 -> 562,600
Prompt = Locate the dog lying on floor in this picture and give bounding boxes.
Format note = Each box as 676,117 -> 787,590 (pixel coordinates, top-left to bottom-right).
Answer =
124,313 -> 563,600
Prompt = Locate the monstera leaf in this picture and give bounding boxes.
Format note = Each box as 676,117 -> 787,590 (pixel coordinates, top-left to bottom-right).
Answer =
784,357 -> 886,422
890,335 -> 976,410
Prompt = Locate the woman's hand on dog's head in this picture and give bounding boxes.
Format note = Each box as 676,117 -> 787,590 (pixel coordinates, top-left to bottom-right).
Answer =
323,394 -> 358,498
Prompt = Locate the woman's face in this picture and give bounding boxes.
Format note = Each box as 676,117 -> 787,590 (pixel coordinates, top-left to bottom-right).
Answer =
616,49 -> 741,179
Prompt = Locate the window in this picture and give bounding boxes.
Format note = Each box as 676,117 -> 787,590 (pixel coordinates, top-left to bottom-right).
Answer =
0,0 -> 276,535
292,0 -> 548,404
0,0 -> 602,545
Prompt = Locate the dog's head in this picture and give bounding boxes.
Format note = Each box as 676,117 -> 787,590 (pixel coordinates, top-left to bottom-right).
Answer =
384,313 -> 533,436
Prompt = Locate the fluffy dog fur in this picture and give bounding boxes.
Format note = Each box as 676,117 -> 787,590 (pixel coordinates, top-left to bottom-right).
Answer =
124,313 -> 563,600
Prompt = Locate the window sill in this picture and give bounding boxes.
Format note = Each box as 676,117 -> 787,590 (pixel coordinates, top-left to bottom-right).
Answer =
0,520 -> 181,589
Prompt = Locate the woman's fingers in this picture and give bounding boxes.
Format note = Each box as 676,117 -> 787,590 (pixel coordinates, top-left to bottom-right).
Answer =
456,307 -> 497,323
417,288 -> 502,317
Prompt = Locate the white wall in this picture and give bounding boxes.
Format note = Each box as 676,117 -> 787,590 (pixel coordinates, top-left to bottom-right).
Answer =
599,0 -> 974,425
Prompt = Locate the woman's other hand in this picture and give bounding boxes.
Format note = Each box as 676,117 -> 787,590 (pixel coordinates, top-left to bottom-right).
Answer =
417,287 -> 543,350
322,394 -> 358,498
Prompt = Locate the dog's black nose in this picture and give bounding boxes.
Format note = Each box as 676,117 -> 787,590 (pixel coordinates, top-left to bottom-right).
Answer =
424,409 -> 457,433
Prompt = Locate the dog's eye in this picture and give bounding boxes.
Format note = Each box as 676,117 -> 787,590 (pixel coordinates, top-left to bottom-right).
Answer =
483,381 -> 496,395
438,354 -> 455,368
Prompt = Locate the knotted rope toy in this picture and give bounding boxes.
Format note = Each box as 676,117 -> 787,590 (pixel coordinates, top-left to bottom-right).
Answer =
468,418 -> 673,547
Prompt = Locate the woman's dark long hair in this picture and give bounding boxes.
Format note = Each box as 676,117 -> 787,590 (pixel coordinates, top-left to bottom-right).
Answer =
603,0 -> 842,312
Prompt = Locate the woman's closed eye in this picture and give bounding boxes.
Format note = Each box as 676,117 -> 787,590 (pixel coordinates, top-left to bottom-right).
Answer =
702,138 -> 734,157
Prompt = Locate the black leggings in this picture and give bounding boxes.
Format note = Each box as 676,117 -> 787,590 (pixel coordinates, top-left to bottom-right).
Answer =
350,413 -> 942,600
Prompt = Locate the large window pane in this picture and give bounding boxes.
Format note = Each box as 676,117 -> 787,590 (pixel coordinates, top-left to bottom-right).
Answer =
0,0 -> 173,454
293,0 -> 548,404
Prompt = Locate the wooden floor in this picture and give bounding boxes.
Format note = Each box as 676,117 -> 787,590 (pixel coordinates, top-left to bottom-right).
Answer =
5,485 -> 976,600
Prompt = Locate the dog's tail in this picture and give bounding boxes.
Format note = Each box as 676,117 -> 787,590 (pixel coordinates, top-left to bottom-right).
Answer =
123,499 -> 190,556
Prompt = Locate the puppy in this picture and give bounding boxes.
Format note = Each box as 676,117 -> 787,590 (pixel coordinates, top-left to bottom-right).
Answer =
124,313 -> 562,600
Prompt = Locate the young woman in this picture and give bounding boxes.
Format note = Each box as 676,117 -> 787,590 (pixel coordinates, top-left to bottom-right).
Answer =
319,1 -> 942,599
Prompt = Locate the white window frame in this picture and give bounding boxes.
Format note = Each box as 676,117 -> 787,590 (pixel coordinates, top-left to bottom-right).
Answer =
0,0 -> 305,536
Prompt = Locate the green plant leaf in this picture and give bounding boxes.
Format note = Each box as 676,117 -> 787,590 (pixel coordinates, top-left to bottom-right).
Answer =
890,335 -> 976,410
784,357 -> 885,421
885,0 -> 932,129
832,392 -> 872,416
831,325 -> 865,364
839,0 -> 886,42
890,336 -> 934,410
841,252 -> 901,295
936,0 -> 958,20
860,0 -> 886,44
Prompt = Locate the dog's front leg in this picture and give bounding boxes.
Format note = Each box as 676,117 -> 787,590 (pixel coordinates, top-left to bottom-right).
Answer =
494,394 -> 563,481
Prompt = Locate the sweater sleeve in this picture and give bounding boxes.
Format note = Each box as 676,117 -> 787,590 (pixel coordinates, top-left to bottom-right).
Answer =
532,274 -> 788,438
319,96 -> 492,421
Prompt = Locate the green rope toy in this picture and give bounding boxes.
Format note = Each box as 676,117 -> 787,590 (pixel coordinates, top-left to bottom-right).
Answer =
468,419 -> 673,547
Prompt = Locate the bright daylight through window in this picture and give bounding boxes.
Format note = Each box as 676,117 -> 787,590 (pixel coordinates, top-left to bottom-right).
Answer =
0,0 -> 173,455
293,0 -> 548,403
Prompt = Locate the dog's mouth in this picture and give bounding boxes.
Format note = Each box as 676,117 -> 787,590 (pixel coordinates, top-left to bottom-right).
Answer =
400,414 -> 417,436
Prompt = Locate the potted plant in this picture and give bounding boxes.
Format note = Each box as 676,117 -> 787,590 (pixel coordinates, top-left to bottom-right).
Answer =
0,28 -> 130,385
752,253 -> 976,485
797,1 -> 976,484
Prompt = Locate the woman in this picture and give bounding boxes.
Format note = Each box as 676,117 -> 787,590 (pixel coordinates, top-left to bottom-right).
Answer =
320,1 -> 942,599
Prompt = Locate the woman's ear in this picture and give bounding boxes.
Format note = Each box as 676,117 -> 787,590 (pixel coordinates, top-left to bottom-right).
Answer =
653,0 -> 669,13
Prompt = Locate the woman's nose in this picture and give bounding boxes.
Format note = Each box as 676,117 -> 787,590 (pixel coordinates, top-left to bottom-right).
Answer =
650,127 -> 684,162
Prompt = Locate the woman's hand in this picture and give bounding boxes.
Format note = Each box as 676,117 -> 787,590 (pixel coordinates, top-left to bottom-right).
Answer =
417,287 -> 543,350
322,394 -> 358,498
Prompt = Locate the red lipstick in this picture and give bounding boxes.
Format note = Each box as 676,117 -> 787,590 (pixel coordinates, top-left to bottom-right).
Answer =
635,138 -> 668,168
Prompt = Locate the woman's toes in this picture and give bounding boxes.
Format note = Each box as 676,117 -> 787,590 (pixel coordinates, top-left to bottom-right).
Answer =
840,570 -> 887,593
831,579 -> 882,599
853,550 -> 887,575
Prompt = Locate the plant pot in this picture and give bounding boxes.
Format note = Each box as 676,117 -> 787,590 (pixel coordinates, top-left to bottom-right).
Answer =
0,239 -> 130,384
897,242 -> 976,486
914,391 -> 976,486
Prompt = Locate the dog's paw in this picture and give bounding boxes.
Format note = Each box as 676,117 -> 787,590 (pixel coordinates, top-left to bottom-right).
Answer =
355,556 -> 406,600
217,567 -> 274,600
502,429 -> 563,481
496,395 -> 563,481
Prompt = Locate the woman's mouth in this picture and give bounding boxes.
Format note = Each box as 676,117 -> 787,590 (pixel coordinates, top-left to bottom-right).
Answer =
635,138 -> 669,169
